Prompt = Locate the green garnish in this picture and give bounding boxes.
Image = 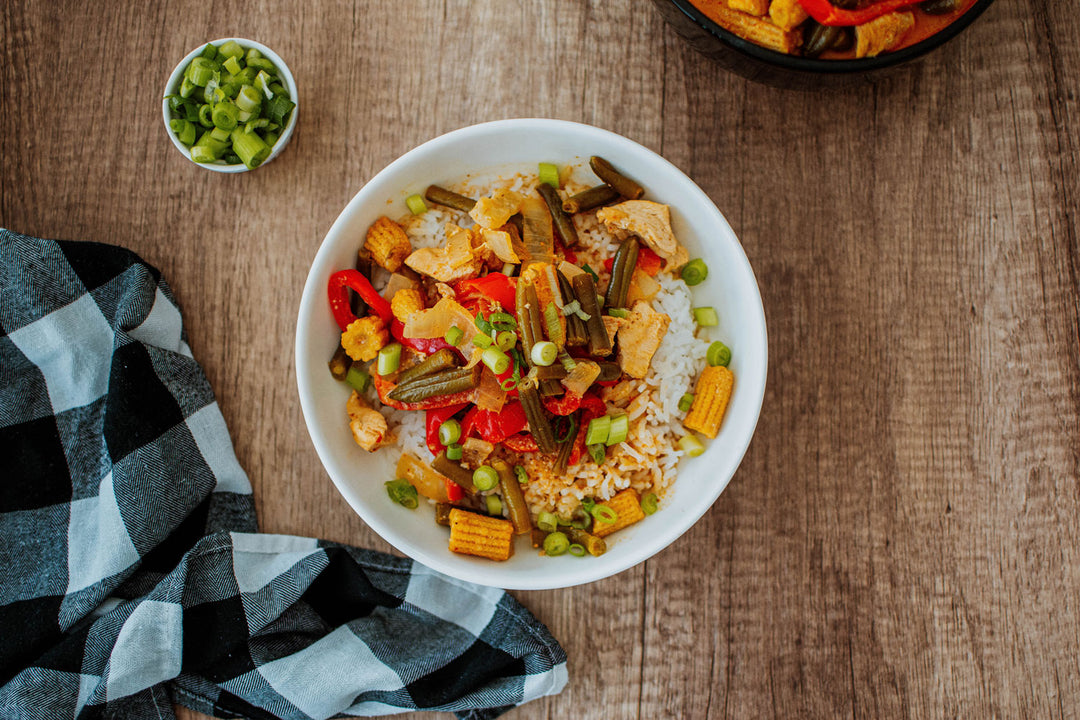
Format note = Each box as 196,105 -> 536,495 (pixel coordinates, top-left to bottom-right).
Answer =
438,419 -> 461,446
543,531 -> 570,556
678,393 -> 695,413
473,465 -> 499,492
537,511 -> 559,533
485,494 -> 503,516
385,479 -> 418,509
444,326 -> 464,346
538,162 -> 560,189
693,307 -> 719,327
678,434 -> 705,457
640,492 -> 659,515
680,258 -> 708,286
445,443 -> 463,461
605,414 -> 629,446
345,365 -> 371,394
591,505 -> 617,525
377,343 -> 402,375
406,194 -> 427,215
706,341 -> 731,367
530,341 -> 558,367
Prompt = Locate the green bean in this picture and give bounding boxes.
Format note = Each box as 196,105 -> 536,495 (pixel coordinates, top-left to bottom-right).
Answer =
519,381 -> 558,453
539,379 -> 564,397
537,183 -> 579,248
516,281 -> 546,367
803,23 -> 845,59
572,273 -> 612,356
562,184 -> 619,214
567,527 -> 606,557
494,460 -> 532,534
920,0 -> 961,13
521,197 -> 555,265
595,361 -> 621,382
387,366 -> 479,403
557,270 -> 588,347
432,451 -> 477,494
328,345 -> 351,381
589,156 -> 644,200
553,414 -> 579,475
604,237 -> 639,310
425,185 -> 476,213
396,348 -> 459,386
535,364 -> 568,381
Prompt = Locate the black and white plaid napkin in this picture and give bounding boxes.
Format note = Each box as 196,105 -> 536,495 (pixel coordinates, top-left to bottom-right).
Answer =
0,229 -> 567,720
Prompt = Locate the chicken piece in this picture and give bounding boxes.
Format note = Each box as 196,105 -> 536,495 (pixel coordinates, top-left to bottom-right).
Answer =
617,301 -> 671,379
769,0 -> 809,30
340,315 -> 388,362
364,216 -> 413,272
602,315 -> 626,348
480,227 -> 520,264
727,0 -> 769,16
461,437 -> 495,469
390,287 -> 425,323
347,391 -> 389,451
596,201 -> 686,270
404,223 -> 484,282
468,227 -> 502,270
433,282 -> 457,301
855,11 -> 915,58
469,188 -> 523,229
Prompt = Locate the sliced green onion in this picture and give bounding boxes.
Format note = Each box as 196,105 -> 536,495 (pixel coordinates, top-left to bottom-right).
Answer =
693,307 -> 719,327
377,343 -> 402,375
245,47 -> 262,61
581,498 -> 596,513
211,101 -> 240,130
438,419 -> 462,446
473,465 -> 499,491
543,531 -> 570,556
474,311 -> 493,334
266,93 -> 295,126
385,479 -> 418,509
263,131 -> 279,147
345,365 -> 371,393
190,144 -> 217,164
255,69 -> 275,99
607,308 -> 630,319
179,76 -> 197,99
514,465 -> 528,484
531,341 -> 558,367
678,393 -> 695,413
197,103 -> 214,127
606,414 -> 629,446
588,443 -> 606,464
444,326 -> 464,346
681,258 -> 708,286
641,492 -> 659,515
581,264 -> 599,282
499,377 -> 518,391
568,543 -> 586,557
485,494 -> 503,516
558,351 -> 577,372
269,82 -> 286,95
245,118 -> 269,134
562,300 -> 582,317
199,43 -> 218,60
678,433 -> 706,457
537,511 -> 559,533
218,40 -> 245,59
222,55 -> 243,76
585,416 -> 611,446
592,505 -> 617,525
496,331 -> 518,352
230,127 -> 270,168
405,193 -> 427,215
472,333 -> 493,348
247,57 -> 277,73
446,443 -> 463,461
706,341 -> 732,367
538,162 -> 560,189
489,311 -> 516,329
169,119 -> 196,146
185,57 -> 216,87
543,303 -> 564,346
236,84 -> 261,113
209,126 -> 231,142
481,347 -> 510,375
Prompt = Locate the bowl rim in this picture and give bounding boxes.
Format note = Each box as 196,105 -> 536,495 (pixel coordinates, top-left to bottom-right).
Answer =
295,118 -> 769,589
161,37 -> 299,173
664,0 -> 996,74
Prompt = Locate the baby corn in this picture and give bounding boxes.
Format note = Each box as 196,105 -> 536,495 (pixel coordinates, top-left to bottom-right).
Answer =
448,508 -> 515,561
390,288 -> 425,323
591,489 -> 646,539
683,366 -> 734,439
364,216 -> 413,272
341,316 -> 388,362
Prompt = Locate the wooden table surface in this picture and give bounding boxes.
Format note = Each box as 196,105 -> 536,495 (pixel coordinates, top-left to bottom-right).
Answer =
3,1 -> 1078,718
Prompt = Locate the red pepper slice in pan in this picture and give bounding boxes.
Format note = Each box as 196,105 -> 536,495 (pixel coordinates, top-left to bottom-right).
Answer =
425,403 -> 468,457
454,273 -> 517,313
328,269 -> 393,330
796,0 -> 917,26
543,390 -> 605,418
503,433 -> 539,453
445,478 -> 464,503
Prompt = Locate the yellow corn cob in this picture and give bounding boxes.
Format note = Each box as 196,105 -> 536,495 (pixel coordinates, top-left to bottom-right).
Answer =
693,0 -> 802,53
683,366 -> 734,439
390,288 -> 425,323
591,489 -> 646,539
726,0 -> 769,17
448,508 -> 515,561
364,216 -> 413,272
340,315 -> 388,362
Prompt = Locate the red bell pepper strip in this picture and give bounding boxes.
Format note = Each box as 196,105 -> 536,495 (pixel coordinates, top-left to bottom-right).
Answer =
454,273 -> 517,313
603,246 -> 662,277
503,433 -> 539,453
328,269 -> 393,330
796,0 -> 917,26
425,404 -> 468,457
543,390 -> 605,418
554,235 -> 577,265
390,320 -> 458,357
372,373 -> 474,411
461,402 -> 528,444
445,478 -> 464,503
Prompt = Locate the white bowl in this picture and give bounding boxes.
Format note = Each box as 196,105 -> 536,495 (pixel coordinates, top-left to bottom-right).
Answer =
162,38 -> 298,173
295,119 -> 768,590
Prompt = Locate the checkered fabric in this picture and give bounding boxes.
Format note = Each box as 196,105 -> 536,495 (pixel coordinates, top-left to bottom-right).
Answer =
0,229 -> 567,720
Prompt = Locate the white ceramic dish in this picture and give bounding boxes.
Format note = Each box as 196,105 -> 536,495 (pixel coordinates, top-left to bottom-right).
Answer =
162,38 -> 298,173
295,119 -> 767,590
